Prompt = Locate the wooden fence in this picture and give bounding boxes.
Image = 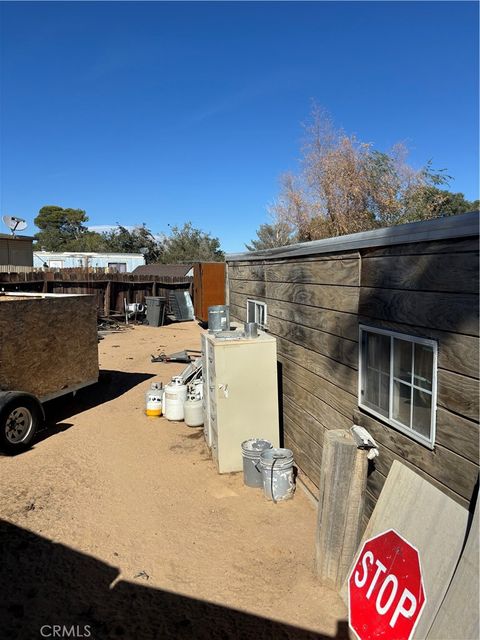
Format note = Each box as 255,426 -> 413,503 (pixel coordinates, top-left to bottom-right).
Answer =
0,269 -> 193,316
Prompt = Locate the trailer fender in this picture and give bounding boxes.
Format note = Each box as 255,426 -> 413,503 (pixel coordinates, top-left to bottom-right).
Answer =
0,391 -> 45,420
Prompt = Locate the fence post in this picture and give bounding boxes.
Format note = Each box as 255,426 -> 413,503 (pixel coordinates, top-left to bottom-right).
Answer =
103,280 -> 111,316
315,429 -> 368,590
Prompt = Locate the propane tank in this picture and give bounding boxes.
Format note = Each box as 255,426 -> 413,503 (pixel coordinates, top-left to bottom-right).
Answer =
145,382 -> 163,417
189,378 -> 204,399
184,393 -> 204,427
164,376 -> 188,421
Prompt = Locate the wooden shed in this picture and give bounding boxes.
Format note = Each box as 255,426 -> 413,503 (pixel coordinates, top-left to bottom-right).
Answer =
193,262 -> 226,323
0,234 -> 34,268
226,212 -> 479,526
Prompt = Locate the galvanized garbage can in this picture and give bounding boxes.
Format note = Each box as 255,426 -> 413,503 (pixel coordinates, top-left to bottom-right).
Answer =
241,439 -> 273,487
145,296 -> 166,327
259,448 -> 295,502
208,305 -> 230,333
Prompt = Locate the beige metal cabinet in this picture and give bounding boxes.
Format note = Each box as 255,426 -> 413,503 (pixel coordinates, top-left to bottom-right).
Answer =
201,331 -> 279,473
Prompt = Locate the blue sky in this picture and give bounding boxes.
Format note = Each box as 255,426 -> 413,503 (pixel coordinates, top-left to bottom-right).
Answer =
1,1 -> 478,253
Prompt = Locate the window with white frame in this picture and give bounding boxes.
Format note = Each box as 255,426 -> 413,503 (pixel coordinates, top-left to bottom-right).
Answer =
359,325 -> 437,448
108,262 -> 127,273
247,299 -> 267,329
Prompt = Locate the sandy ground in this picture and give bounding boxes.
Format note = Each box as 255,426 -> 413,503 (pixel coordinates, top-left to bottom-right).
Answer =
0,321 -> 348,639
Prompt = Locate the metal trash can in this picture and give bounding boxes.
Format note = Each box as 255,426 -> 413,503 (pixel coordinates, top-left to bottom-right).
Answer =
241,438 -> 273,487
145,296 -> 166,327
208,305 -> 230,332
259,448 -> 295,502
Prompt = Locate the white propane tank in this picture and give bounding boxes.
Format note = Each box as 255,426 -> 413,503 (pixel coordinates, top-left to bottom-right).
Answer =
145,382 -> 163,417
184,395 -> 204,427
191,378 -> 203,399
164,376 -> 188,421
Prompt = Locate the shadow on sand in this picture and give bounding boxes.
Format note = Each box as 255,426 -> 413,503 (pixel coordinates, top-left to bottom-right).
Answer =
37,369 -> 156,442
1,519 -> 349,640
0,370 -> 156,456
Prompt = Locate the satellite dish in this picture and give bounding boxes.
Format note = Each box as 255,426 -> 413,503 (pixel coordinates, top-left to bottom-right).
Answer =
2,215 -> 28,236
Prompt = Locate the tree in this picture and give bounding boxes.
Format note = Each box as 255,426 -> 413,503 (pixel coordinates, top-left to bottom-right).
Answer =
402,187 -> 479,220
269,105 -> 460,241
102,225 -> 163,264
33,205 -> 95,250
32,208 -> 225,264
245,221 -> 296,251
64,230 -> 109,252
161,222 -> 224,263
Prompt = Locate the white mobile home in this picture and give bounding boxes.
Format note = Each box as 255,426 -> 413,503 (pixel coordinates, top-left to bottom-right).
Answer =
33,251 -> 146,272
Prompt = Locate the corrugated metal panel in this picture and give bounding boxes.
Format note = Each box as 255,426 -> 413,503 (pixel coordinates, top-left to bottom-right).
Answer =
227,211 -> 480,262
0,265 -> 35,273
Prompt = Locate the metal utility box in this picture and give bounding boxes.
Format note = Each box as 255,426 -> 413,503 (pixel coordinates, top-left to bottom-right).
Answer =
193,262 -> 226,324
0,292 -> 98,401
202,330 -> 279,473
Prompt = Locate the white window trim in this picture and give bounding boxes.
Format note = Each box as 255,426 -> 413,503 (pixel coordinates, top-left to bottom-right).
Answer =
246,299 -> 267,329
108,262 -> 127,272
48,260 -> 64,268
358,324 -> 438,449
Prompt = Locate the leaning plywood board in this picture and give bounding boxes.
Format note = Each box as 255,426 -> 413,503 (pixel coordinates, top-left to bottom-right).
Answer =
341,461 -> 469,640
426,493 -> 479,640
0,293 -> 98,399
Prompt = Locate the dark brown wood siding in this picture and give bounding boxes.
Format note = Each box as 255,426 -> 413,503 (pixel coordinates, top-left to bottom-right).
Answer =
227,235 -> 479,523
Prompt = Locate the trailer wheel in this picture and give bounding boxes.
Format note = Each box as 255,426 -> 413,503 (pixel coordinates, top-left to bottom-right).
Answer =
0,394 -> 42,453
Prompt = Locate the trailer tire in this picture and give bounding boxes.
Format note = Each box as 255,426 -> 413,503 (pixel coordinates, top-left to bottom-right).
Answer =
0,393 -> 42,454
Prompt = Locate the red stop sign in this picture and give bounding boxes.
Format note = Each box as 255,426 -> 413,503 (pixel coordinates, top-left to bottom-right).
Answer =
348,529 -> 426,640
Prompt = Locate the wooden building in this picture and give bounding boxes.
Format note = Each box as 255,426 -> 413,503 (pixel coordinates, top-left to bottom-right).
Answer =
0,234 -> 34,268
226,212 -> 479,525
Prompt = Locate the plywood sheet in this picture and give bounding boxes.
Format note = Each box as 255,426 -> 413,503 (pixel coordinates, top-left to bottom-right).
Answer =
426,494 -> 479,640
341,461 -> 469,640
0,293 -> 98,399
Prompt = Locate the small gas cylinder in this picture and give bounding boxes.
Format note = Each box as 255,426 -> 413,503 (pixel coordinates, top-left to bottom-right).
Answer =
145,382 -> 163,417
184,395 -> 204,427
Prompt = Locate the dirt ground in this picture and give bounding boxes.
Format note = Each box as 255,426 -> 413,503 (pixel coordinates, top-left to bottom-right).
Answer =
0,321 -> 348,639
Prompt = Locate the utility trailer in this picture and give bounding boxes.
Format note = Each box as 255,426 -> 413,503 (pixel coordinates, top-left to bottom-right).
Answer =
0,292 -> 99,452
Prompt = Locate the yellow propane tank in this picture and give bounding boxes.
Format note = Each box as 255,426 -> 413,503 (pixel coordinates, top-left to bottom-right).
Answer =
145,382 -> 163,417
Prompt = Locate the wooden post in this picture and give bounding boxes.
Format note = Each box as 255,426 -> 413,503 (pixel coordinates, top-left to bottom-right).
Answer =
315,429 -> 368,590
43,271 -> 54,293
104,280 -> 111,316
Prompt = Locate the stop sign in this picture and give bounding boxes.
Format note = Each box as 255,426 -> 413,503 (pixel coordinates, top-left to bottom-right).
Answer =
348,529 -> 426,640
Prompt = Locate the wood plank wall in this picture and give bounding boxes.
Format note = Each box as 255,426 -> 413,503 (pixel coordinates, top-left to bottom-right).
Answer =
0,270 -> 194,315
227,236 -> 479,525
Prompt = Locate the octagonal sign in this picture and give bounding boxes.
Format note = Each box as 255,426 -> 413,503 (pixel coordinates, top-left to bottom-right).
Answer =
348,529 -> 426,640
